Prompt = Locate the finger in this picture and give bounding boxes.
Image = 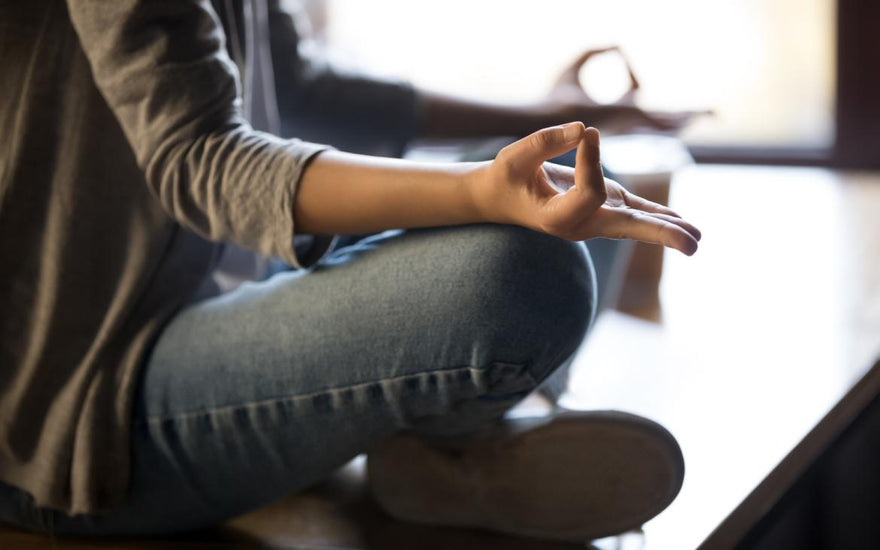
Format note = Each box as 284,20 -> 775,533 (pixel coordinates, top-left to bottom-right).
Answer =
542,163 -> 575,192
640,211 -> 702,241
574,127 -> 606,201
622,191 -> 682,218
501,122 -> 585,173
618,49 -> 641,92
562,46 -> 618,82
541,179 -> 607,232
627,67 -> 640,92
572,46 -> 618,69
595,208 -> 699,255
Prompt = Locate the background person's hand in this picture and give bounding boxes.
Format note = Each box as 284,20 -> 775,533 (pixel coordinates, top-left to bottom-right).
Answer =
470,122 -> 701,255
548,46 -> 640,107
542,47 -> 706,135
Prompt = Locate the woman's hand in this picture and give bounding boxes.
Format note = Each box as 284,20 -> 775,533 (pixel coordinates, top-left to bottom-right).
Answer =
469,122 -> 701,255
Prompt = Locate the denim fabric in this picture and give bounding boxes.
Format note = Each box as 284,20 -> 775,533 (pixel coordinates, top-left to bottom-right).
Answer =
536,154 -> 633,401
0,223 -> 596,535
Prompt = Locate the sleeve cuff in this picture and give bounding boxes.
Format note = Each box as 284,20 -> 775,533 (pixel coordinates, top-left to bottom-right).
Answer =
276,140 -> 336,269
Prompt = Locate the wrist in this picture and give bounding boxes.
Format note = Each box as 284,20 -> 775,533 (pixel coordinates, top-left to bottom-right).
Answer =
462,161 -> 501,225
463,160 -> 525,228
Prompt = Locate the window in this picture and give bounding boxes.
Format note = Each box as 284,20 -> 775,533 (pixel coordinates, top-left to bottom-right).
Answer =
317,0 -> 879,168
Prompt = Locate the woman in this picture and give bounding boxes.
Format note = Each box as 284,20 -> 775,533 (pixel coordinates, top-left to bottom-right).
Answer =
0,0 -> 700,542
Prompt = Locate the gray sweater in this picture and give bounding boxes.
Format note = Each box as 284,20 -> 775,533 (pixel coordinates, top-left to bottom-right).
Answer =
0,0 -> 417,515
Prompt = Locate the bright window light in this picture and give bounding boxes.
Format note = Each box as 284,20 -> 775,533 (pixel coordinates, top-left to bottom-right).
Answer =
322,0 -> 836,149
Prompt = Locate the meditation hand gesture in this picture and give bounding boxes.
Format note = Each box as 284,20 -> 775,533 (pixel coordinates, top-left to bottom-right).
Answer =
544,46 -> 705,134
471,122 -> 701,255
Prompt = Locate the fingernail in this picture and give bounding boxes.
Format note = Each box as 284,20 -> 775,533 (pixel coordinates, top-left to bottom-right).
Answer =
563,121 -> 584,142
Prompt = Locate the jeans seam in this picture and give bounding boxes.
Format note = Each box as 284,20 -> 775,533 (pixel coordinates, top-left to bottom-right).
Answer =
139,360 -> 527,425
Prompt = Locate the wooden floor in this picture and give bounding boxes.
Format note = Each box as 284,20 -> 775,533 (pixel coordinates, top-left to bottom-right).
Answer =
2,165 -> 878,549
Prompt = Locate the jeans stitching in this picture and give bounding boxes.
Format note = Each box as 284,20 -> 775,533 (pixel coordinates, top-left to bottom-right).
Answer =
140,360 -> 528,425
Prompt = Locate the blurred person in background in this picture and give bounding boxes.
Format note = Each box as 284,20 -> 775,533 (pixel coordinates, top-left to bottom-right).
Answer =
0,0 -> 699,543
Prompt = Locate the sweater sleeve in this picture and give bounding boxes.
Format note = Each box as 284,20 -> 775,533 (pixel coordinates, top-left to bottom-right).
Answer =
266,0 -> 420,157
66,0 -> 330,268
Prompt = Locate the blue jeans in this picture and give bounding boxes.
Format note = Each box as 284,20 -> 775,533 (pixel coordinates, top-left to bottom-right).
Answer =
0,223 -> 597,535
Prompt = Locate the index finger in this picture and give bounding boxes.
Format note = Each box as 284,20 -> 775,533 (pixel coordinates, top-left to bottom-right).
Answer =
574,127 -> 606,199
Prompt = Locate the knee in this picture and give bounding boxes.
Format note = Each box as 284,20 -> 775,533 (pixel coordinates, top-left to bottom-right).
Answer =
438,224 -> 597,376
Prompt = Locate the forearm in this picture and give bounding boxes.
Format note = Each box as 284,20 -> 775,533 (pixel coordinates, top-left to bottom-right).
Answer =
419,90 -> 630,139
295,126 -> 701,256
295,151 -> 485,235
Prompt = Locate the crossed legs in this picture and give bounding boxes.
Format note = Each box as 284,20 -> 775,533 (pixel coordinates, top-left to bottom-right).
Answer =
2,223 -> 596,535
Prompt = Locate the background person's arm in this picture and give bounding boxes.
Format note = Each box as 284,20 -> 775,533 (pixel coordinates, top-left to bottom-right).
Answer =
267,3 -> 703,152
418,90 -> 691,139
418,46 -> 706,139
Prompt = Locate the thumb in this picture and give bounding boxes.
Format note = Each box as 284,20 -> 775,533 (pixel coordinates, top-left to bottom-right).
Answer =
501,122 -> 585,174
